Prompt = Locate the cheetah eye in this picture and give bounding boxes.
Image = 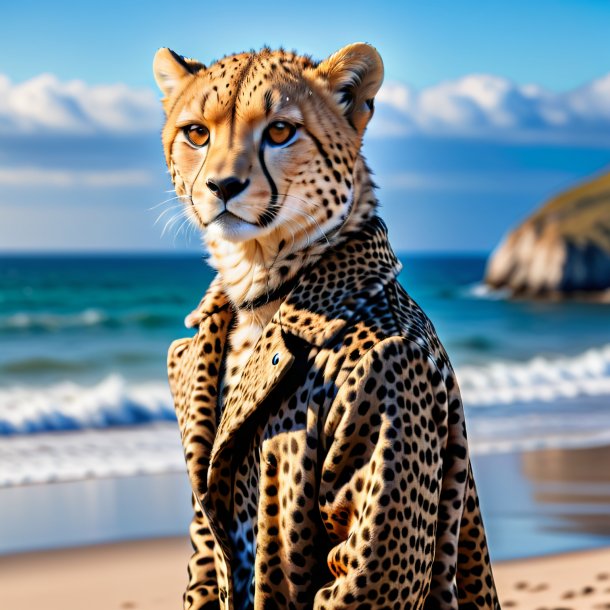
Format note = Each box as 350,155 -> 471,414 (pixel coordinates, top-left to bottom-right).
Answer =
264,121 -> 296,147
183,124 -> 210,148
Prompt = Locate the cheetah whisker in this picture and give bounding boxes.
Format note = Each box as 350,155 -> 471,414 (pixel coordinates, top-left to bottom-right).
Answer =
161,208 -> 190,238
153,203 -> 188,226
148,194 -> 189,211
276,198 -> 332,248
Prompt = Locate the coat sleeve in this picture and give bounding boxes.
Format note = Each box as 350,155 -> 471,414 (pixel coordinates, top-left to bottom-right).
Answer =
168,338 -> 221,610
183,493 -> 221,610
314,336 -> 450,609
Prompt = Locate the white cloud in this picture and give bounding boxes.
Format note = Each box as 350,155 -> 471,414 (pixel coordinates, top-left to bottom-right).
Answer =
1,70 -> 610,145
373,73 -> 610,144
0,74 -> 161,134
0,167 -> 154,187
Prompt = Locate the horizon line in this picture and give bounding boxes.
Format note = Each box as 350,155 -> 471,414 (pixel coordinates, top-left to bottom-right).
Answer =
0,249 -> 492,258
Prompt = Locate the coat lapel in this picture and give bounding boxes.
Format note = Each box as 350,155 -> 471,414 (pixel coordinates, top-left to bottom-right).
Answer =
211,320 -> 295,465
168,276 -> 232,498
203,319 -> 296,546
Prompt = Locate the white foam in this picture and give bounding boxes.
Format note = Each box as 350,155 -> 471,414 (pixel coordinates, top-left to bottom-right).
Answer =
456,343 -> 610,406
0,375 -> 174,434
0,424 -> 185,487
0,309 -> 108,331
465,282 -> 511,300
467,407 -> 610,455
2,344 -> 610,486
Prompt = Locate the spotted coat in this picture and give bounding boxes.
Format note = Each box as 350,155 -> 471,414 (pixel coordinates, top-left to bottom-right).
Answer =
168,217 -> 500,610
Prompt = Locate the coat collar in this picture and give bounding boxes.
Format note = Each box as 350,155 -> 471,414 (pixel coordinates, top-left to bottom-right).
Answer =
186,215 -> 402,346
277,215 -> 403,345
181,216 -> 402,541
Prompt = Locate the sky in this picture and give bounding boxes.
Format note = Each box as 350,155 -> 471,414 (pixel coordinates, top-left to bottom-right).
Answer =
1,0 -> 610,252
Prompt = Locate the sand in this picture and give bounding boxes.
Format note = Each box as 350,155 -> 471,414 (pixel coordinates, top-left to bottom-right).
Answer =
494,548 -> 610,609
0,537 -> 191,610
1,537 -> 609,610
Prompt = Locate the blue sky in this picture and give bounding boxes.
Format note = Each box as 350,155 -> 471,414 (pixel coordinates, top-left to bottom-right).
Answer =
1,0 -> 610,252
3,0 -> 610,91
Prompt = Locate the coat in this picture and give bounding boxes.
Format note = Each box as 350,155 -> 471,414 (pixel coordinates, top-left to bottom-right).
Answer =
167,216 -> 500,610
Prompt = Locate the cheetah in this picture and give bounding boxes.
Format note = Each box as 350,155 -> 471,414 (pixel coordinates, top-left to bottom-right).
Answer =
154,43 -> 500,610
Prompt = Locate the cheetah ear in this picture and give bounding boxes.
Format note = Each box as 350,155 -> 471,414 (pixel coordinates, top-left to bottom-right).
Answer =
316,43 -> 384,135
153,48 -> 205,101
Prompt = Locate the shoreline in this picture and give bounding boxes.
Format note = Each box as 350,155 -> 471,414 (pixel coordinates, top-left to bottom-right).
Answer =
2,442 -> 610,608
0,446 -> 610,610
1,537 -> 609,609
3,443 -> 610,559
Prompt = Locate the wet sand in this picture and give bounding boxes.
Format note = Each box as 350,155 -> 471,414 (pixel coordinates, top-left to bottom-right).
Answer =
1,537 -> 609,610
474,444 -> 610,560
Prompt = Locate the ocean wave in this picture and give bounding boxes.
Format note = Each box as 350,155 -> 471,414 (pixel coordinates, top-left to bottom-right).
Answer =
0,375 -> 174,435
3,404 -> 610,487
2,344 -> 610,431
0,309 -> 109,331
0,309 -> 175,332
456,343 -> 610,406
1,344 -> 610,468
464,282 -> 511,300
2,357 -> 94,374
0,424 -> 185,487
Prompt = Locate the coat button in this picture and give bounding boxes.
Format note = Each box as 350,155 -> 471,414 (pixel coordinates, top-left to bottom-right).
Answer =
272,353 -> 280,365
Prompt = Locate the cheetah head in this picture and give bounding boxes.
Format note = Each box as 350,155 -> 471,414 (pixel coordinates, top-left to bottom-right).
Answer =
153,44 -> 383,250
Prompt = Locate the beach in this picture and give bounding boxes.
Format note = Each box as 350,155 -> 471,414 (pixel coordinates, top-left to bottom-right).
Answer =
2,443 -> 610,609
0,537 -> 191,610
2,538 -> 610,610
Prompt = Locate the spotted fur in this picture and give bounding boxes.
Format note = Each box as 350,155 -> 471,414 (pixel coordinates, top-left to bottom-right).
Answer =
155,43 -> 500,610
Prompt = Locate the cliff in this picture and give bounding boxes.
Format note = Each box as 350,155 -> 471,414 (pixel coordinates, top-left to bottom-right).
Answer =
485,171 -> 610,299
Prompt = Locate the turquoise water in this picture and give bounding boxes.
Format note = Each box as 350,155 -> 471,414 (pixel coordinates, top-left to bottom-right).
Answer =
0,255 -> 209,388
2,253 -> 610,385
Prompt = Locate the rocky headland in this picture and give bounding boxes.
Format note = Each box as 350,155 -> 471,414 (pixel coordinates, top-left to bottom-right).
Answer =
485,171 -> 610,300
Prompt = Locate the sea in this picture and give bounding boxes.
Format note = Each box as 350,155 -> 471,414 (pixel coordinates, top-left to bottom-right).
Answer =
1,253 -> 610,559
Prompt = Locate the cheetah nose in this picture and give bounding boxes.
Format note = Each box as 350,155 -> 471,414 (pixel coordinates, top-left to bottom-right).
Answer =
206,176 -> 250,202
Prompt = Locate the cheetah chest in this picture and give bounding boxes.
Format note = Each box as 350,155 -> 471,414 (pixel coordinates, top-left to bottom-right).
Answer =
219,302 -> 281,404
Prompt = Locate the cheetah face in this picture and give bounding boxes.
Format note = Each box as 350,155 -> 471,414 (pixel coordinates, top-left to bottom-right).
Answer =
153,44 -> 383,246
